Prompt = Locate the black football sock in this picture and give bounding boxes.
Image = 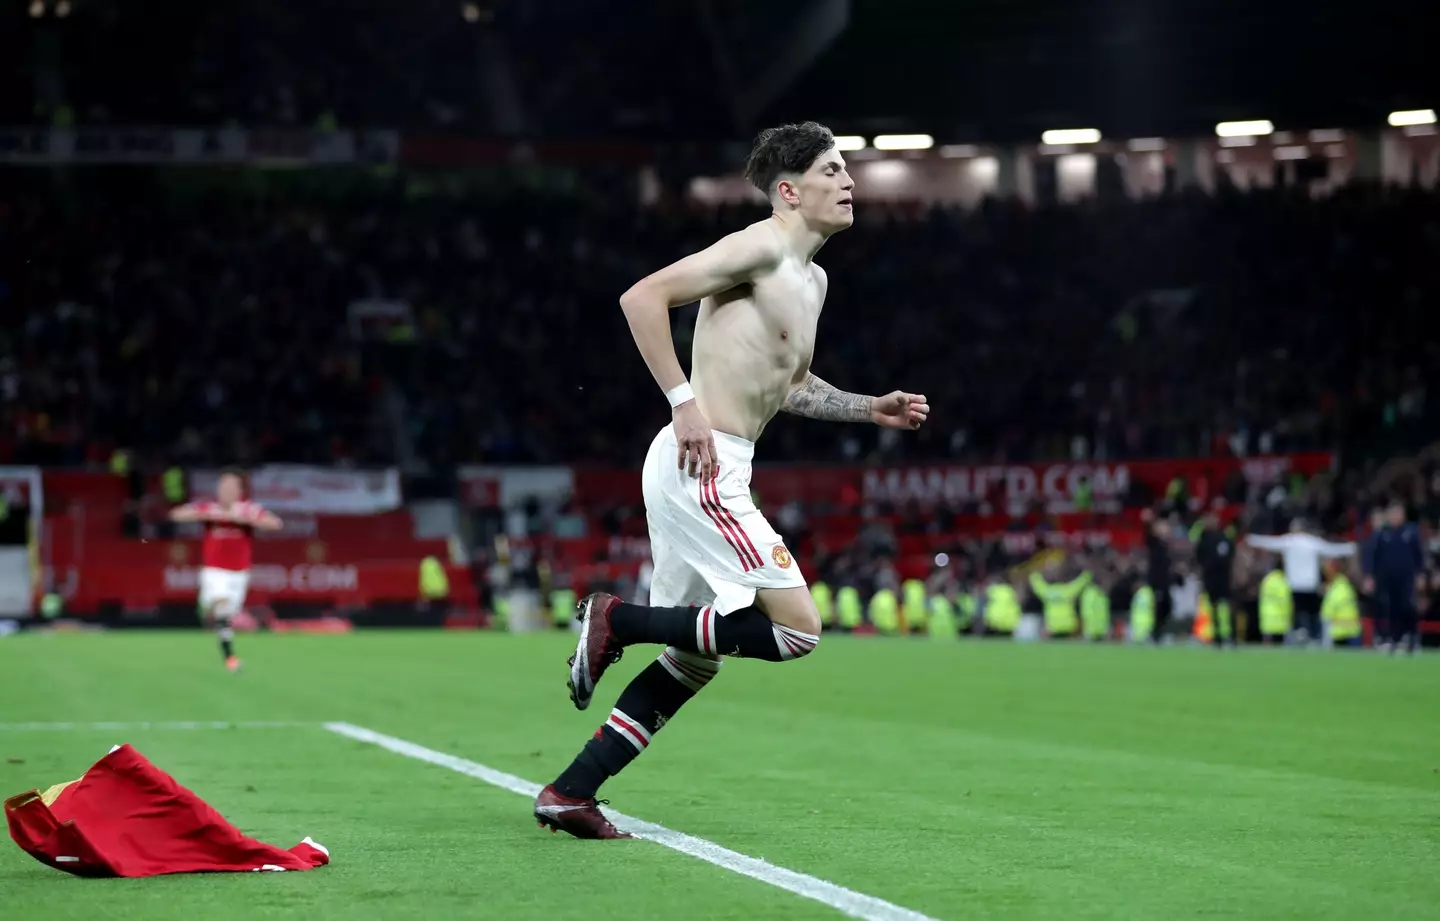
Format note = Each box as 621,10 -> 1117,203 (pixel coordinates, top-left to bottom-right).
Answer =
553,650 -> 721,800
610,602 -> 818,661
218,626 -> 235,660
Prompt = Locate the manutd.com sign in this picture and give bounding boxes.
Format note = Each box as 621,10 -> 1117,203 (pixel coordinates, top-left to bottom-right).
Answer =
862,464 -> 1130,506
164,565 -> 359,593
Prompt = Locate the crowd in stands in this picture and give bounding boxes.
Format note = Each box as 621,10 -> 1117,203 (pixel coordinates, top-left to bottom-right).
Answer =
4,170 -> 1436,476
7,0 -> 731,137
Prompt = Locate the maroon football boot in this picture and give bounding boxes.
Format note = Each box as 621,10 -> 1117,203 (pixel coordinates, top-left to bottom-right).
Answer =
567,592 -> 624,711
533,784 -> 632,840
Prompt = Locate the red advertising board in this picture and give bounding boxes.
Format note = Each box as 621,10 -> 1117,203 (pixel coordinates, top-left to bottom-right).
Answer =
71,560 -> 474,612
571,453 -> 1334,508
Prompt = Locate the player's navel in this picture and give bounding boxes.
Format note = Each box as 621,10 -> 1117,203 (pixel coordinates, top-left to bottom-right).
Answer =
780,330 -> 789,340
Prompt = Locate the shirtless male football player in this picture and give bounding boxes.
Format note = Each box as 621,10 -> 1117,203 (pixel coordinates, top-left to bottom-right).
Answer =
533,122 -> 930,838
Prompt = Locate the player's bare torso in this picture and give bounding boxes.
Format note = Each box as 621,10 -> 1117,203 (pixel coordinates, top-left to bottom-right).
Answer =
690,222 -> 825,443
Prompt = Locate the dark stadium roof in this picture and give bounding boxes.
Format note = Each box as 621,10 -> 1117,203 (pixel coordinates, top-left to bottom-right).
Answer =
761,0 -> 1438,142
3,0 -> 1434,142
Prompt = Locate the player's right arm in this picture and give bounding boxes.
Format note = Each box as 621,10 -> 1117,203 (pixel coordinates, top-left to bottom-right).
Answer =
168,503 -> 207,523
618,223 -> 782,480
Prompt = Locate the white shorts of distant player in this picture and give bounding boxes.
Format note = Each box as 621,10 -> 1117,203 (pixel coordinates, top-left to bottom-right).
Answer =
198,567 -> 250,621
641,426 -> 805,620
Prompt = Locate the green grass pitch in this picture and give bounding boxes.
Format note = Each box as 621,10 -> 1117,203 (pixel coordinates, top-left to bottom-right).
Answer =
1,631 -> 1437,921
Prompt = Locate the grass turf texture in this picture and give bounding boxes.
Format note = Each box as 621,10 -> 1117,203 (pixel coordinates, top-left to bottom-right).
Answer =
1,632 -> 1437,921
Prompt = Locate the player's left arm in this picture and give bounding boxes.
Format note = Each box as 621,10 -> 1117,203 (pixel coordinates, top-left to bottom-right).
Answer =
780,267 -> 929,428
239,503 -> 283,531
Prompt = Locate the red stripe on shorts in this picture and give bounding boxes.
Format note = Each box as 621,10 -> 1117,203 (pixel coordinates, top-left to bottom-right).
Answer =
714,494 -> 763,571
700,476 -> 760,571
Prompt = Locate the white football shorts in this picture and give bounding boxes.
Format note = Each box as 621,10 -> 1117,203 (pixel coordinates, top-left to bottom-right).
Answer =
641,426 -> 804,614
198,566 -> 250,620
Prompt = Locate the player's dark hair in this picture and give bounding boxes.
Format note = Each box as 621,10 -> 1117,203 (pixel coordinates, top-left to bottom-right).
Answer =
743,122 -> 836,196
218,467 -> 246,481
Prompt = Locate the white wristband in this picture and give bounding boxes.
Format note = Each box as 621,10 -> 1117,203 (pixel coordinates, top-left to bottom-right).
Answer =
665,381 -> 695,408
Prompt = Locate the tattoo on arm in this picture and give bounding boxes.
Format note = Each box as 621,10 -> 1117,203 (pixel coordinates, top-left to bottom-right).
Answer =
781,373 -> 872,423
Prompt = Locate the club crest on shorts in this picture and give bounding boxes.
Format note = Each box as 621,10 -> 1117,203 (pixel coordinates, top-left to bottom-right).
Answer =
771,545 -> 793,569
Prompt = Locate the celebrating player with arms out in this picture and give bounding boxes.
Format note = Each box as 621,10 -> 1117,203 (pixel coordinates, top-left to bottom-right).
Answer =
534,122 -> 929,838
169,469 -> 282,672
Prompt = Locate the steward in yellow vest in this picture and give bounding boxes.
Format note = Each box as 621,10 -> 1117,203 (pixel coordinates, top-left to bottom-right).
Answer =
983,581 -> 1021,635
1028,568 -> 1092,638
869,588 -> 901,635
901,578 -> 928,633
1321,571 -> 1361,648
836,586 -> 864,631
1259,567 -> 1293,643
1080,582 -> 1111,641
927,593 -> 959,641
1130,584 -> 1155,642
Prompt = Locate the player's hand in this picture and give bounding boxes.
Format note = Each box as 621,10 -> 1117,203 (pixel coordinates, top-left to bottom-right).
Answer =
1363,576 -> 1375,594
673,401 -> 718,481
871,391 -> 929,430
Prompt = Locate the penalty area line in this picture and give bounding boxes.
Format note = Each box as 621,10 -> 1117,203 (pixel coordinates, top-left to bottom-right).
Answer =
323,721 -> 940,921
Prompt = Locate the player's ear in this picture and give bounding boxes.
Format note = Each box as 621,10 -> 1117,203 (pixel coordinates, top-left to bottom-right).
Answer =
775,178 -> 801,208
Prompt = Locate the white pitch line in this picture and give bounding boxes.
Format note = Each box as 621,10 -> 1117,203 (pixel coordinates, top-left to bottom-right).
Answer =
324,721 -> 939,921
0,721 -> 314,731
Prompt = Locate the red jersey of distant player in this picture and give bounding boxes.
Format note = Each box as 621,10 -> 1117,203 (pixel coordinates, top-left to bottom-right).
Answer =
168,470 -> 283,570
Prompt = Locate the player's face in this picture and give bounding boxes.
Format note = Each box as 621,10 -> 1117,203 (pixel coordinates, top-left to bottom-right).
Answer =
217,475 -> 242,504
796,146 -> 854,231
1387,504 -> 1405,527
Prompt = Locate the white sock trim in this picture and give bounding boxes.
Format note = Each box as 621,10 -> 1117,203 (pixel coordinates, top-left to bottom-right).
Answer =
772,624 -> 820,661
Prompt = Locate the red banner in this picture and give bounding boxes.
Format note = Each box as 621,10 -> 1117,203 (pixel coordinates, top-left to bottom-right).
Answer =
66,561 -> 474,613
571,453 -> 1334,509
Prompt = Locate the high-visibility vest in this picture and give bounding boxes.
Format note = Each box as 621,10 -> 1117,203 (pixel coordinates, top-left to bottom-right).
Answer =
162,467 -> 187,504
1080,584 -> 1110,639
927,595 -> 958,641
869,589 -> 900,635
1130,585 -> 1155,641
1322,575 -> 1361,640
901,579 -> 927,632
1029,571 -> 1090,635
1259,570 -> 1293,636
984,584 -> 1021,632
837,586 -> 864,629
551,587 -> 577,626
419,556 -> 450,600
811,582 -> 835,627
957,592 -> 978,631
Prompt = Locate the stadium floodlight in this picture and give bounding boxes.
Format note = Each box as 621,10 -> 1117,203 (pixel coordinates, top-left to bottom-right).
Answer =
1041,128 -> 1101,146
832,135 -> 868,152
872,134 -> 934,151
1215,120 -> 1274,138
28,0 -> 43,17
1387,109 -> 1436,127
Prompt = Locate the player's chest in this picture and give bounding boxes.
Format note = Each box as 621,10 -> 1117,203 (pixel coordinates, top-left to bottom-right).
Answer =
750,274 -> 822,358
